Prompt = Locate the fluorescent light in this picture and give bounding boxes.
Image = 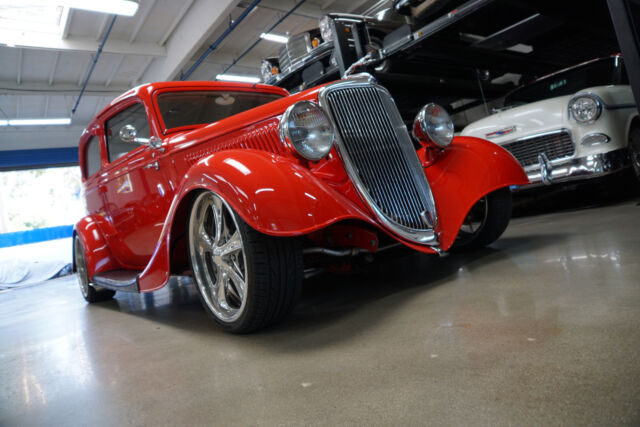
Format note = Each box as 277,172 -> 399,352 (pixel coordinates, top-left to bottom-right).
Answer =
0,118 -> 72,126
260,33 -> 288,44
216,74 -> 261,83
64,0 -> 139,17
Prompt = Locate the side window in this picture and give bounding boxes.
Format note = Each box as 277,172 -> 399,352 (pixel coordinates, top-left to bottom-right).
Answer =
85,136 -> 101,178
105,103 -> 150,162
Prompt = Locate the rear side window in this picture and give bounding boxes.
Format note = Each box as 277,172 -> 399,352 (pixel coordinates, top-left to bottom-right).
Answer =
85,136 -> 101,178
105,103 -> 150,162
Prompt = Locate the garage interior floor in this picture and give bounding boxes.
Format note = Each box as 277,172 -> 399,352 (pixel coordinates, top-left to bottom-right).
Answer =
1,190 -> 639,425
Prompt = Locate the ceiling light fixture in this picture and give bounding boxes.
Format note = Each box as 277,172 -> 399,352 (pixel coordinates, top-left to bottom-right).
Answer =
64,0 -> 139,17
216,74 -> 261,83
0,118 -> 72,126
260,33 -> 288,44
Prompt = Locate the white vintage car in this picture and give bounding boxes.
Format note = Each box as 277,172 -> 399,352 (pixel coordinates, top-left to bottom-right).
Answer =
462,55 -> 640,186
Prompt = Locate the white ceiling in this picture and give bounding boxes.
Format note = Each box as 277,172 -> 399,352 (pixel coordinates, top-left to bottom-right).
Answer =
0,0 -> 389,154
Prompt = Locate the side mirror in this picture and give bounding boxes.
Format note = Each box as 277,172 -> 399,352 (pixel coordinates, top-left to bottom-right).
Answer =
118,124 -> 163,150
119,124 -> 137,143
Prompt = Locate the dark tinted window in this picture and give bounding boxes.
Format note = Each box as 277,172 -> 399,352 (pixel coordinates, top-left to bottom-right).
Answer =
505,57 -> 624,107
105,103 -> 150,162
85,136 -> 101,177
157,91 -> 282,130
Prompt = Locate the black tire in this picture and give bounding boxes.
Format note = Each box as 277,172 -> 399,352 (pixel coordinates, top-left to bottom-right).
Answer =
629,125 -> 640,181
187,191 -> 303,333
73,235 -> 116,303
452,187 -> 512,251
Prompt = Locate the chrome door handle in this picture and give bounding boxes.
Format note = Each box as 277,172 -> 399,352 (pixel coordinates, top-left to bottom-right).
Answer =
144,161 -> 159,171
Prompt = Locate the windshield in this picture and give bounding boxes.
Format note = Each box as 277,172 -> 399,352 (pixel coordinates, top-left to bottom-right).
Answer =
504,57 -> 627,108
157,91 -> 283,130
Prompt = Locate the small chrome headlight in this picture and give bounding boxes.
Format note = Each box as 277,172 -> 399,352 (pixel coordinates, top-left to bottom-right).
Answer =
569,94 -> 602,124
319,15 -> 333,42
260,60 -> 277,82
279,101 -> 334,161
412,103 -> 454,147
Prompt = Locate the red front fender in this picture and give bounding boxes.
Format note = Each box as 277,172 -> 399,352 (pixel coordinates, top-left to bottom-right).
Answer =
137,150 -> 373,292
426,136 -> 529,251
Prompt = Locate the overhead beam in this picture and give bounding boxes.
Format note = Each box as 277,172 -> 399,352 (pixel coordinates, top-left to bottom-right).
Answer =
78,54 -> 93,86
96,14 -> 113,41
16,49 -> 23,86
142,0 -> 241,82
62,9 -> 73,39
130,0 -> 156,43
48,52 -> 60,86
0,81 -> 129,97
131,57 -> 154,86
248,0 -> 332,19
159,0 -> 194,46
2,30 -> 166,57
105,55 -> 126,88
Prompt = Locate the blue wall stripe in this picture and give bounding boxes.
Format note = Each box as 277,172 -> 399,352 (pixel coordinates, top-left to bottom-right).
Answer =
0,225 -> 74,248
0,147 -> 78,169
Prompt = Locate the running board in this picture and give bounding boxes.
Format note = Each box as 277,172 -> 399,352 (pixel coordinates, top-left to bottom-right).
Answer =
92,269 -> 141,293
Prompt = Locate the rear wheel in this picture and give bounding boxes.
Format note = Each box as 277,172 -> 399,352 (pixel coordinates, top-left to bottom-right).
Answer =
74,235 -> 115,302
452,188 -> 512,251
188,191 -> 303,333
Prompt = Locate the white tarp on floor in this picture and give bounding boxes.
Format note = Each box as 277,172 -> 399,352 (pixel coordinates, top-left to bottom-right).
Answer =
0,238 -> 72,289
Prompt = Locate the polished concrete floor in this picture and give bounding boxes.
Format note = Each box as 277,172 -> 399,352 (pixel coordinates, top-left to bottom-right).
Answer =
1,197 -> 639,425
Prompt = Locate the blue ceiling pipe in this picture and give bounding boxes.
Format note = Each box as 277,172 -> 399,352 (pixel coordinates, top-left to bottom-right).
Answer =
219,0 -> 308,76
72,15 -> 117,115
180,0 -> 262,81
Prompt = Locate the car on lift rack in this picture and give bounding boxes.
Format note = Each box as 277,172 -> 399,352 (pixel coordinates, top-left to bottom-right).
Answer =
73,75 -> 527,333
461,55 -> 640,186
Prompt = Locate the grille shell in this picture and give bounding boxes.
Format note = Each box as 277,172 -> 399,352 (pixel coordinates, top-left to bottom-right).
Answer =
278,33 -> 311,74
319,81 -> 438,246
502,130 -> 575,167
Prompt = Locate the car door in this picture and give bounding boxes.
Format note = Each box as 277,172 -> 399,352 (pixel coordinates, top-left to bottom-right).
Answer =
99,100 -> 175,268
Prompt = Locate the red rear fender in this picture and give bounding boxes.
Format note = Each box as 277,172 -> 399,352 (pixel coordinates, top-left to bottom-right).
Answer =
426,136 -> 529,250
74,216 -> 120,278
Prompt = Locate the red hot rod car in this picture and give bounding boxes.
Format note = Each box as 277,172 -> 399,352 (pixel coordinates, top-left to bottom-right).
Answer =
73,75 -> 527,332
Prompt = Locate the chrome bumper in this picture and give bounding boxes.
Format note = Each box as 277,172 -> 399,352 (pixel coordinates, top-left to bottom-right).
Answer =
523,148 -> 630,187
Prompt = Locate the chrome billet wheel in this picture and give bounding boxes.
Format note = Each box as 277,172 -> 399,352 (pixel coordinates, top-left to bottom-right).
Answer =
73,235 -> 115,303
187,190 -> 303,333
189,191 -> 247,323
74,236 -> 90,299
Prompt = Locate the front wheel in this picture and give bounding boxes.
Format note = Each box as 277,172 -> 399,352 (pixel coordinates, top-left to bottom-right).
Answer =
452,188 -> 512,251
188,191 -> 303,333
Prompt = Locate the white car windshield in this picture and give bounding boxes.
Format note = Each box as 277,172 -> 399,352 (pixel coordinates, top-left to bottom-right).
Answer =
504,57 -> 628,108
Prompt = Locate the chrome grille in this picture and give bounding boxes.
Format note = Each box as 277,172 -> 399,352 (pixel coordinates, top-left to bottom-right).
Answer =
502,130 -> 575,167
323,84 -> 436,233
278,33 -> 310,73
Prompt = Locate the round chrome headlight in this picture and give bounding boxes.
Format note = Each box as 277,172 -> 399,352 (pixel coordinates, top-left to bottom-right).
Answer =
260,60 -> 277,82
319,15 -> 333,42
569,94 -> 602,124
412,103 -> 454,147
280,101 -> 334,161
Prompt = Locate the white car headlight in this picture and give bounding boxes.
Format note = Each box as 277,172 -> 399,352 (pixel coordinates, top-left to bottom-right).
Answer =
319,15 -> 333,42
412,103 -> 454,147
279,101 -> 334,161
568,94 -> 603,124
